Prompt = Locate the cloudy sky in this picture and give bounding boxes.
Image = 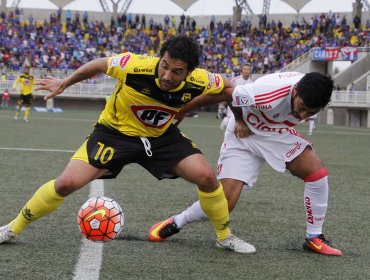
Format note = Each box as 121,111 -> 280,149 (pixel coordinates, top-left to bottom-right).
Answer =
7,0 -> 355,15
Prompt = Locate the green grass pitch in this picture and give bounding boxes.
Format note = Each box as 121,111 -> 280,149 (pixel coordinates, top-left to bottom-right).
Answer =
0,109 -> 369,279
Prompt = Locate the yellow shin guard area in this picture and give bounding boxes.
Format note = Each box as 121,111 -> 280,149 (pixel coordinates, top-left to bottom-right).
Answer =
198,183 -> 231,241
10,180 -> 64,235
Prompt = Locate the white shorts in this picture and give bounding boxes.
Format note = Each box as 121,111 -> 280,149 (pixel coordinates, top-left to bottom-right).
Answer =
217,120 -> 312,187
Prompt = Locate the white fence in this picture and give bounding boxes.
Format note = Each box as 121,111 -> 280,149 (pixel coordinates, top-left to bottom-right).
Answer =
0,80 -> 116,98
330,91 -> 370,106
3,79 -> 370,106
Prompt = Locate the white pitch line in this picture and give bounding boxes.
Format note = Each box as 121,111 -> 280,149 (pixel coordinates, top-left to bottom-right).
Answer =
0,147 -> 75,153
73,179 -> 105,280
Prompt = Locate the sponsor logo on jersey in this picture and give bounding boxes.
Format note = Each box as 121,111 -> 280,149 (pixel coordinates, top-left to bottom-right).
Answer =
278,72 -> 302,79
133,68 -> 153,73
214,74 -> 221,88
23,80 -> 31,85
273,113 -> 280,118
206,71 -> 215,89
246,112 -> 292,134
305,196 -> 314,224
286,141 -> 302,158
190,77 -> 205,85
131,105 -> 177,128
109,57 -> 120,68
141,88 -> 151,95
253,104 -> 272,110
181,93 -> 192,102
120,54 -> 131,69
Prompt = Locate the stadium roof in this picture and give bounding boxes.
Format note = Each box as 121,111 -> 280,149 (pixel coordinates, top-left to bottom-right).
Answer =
7,0 -> 354,14
281,0 -> 312,12
170,0 -> 314,12
41,0 -> 313,12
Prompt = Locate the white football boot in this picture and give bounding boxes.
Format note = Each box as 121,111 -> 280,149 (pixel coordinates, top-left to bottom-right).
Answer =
0,224 -> 17,244
216,234 -> 256,254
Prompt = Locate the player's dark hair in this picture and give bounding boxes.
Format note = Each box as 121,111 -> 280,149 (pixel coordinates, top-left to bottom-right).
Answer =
296,72 -> 334,108
159,36 -> 200,71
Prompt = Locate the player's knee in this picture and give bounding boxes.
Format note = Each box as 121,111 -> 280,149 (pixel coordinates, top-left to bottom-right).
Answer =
197,167 -> 218,191
54,176 -> 82,196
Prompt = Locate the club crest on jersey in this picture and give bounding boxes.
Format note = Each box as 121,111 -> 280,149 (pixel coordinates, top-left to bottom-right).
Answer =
181,93 -> 192,102
234,95 -> 254,106
131,105 -> 177,128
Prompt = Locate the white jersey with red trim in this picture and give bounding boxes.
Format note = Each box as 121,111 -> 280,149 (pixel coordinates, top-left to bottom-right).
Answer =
232,72 -> 304,136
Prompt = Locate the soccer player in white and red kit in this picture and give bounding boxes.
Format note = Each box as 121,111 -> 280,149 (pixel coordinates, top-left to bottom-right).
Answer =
149,72 -> 343,256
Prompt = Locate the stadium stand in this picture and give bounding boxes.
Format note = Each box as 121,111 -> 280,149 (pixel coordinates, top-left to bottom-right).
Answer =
0,2 -> 370,127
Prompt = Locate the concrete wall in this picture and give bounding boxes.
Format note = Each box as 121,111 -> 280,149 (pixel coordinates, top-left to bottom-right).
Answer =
333,54 -> 370,91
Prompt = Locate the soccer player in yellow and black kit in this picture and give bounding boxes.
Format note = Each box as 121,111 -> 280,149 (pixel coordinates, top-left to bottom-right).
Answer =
13,66 -> 35,122
0,36 -> 254,253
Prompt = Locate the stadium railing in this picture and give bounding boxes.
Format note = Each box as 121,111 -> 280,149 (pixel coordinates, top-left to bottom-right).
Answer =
0,80 -> 116,99
330,90 -> 370,107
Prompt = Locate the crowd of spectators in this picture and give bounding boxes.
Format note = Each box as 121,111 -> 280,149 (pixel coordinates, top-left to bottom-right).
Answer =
1,7 -> 369,79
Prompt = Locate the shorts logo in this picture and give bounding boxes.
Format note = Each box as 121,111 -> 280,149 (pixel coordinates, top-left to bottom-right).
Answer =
120,54 -> 131,69
286,141 -> 302,158
131,105 -> 177,128
217,164 -> 223,175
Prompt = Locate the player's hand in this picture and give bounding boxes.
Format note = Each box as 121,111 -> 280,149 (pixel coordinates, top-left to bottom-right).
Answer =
35,76 -> 67,100
174,111 -> 186,126
234,119 -> 252,138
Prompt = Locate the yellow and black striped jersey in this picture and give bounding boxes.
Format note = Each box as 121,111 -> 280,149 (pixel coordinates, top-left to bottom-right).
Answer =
13,74 -> 34,95
98,52 -> 225,137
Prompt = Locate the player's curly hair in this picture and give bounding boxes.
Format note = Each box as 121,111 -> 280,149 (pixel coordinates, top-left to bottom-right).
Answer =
159,36 -> 200,71
296,72 -> 334,108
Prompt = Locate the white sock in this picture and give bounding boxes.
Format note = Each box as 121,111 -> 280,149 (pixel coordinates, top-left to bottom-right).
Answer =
173,201 -> 207,229
308,120 -> 315,133
304,176 -> 329,237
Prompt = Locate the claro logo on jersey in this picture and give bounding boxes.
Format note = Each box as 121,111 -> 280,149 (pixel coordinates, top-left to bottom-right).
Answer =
246,112 -> 295,134
131,105 -> 177,128
120,54 -> 131,69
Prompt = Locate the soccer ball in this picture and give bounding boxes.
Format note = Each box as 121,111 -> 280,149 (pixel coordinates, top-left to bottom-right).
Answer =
77,196 -> 124,243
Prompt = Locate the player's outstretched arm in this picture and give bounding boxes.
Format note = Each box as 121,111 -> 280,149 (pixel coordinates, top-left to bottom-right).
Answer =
174,77 -> 233,126
35,58 -> 108,100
